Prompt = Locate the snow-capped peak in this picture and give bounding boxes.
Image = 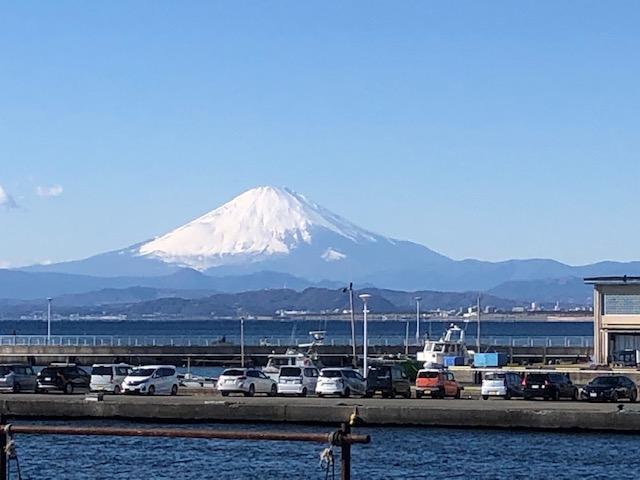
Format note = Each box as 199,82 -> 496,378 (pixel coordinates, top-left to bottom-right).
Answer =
138,186 -> 380,270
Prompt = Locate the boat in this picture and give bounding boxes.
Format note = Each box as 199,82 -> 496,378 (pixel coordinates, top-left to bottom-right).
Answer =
416,324 -> 471,368
262,330 -> 325,381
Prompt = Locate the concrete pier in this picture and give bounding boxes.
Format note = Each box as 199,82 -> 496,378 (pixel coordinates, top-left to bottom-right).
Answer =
2,393 -> 640,432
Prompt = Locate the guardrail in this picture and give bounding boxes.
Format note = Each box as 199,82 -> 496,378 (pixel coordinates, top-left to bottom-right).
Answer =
0,418 -> 369,480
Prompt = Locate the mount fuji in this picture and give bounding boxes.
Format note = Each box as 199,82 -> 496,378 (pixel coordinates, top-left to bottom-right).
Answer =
22,185 -> 640,295
27,186 -> 451,284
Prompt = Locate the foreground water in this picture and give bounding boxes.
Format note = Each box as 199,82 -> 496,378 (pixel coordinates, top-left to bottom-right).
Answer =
10,421 -> 640,479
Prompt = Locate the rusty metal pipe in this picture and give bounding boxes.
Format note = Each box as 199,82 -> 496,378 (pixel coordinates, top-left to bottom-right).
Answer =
8,425 -> 370,445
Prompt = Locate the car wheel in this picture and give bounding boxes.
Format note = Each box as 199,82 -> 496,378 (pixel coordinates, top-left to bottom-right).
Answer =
114,385 -> 121,395
571,388 -> 578,401
147,385 -> 155,396
12,383 -> 21,394
403,389 -> 411,399
171,385 -> 178,396
631,390 -> 638,403
221,391 -> 229,397
416,391 -> 423,399
553,390 -> 560,401
269,384 -> 277,397
454,388 -> 461,399
245,384 -> 255,397
317,393 -> 324,398
505,391 -> 511,400
482,395 -> 489,400
64,383 -> 74,395
299,388 -> 307,397
342,387 -> 351,398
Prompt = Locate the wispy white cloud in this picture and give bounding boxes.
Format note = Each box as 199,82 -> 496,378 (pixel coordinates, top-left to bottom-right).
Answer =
0,185 -> 18,209
36,184 -> 64,198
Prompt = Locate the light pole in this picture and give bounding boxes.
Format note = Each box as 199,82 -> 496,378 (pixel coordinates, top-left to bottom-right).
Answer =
47,297 -> 52,345
414,296 -> 422,346
404,318 -> 409,355
240,316 -> 245,367
344,283 -> 357,369
359,294 -> 371,378
476,295 -> 481,353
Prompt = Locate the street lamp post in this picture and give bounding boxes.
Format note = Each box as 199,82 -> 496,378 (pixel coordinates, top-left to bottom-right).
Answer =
240,317 -> 245,367
347,283 -> 357,369
404,318 -> 409,355
359,294 -> 371,378
47,297 -> 52,345
414,296 -> 422,346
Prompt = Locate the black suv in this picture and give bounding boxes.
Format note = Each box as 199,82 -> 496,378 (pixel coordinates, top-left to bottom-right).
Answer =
581,375 -> 638,402
523,372 -> 578,401
37,364 -> 90,394
365,365 -> 411,398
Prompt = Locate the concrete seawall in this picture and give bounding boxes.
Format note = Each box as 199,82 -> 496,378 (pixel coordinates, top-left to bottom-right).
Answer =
2,394 -> 640,432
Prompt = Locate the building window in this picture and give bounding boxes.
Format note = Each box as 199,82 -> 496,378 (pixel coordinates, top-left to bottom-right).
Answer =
604,294 -> 640,315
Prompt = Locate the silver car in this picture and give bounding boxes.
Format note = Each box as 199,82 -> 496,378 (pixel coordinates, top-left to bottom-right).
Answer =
0,364 -> 37,393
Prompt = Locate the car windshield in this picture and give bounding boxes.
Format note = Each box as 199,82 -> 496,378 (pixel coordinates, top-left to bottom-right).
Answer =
268,358 -> 292,367
221,369 -> 245,377
526,374 -> 548,382
92,366 -> 112,376
417,371 -> 439,379
129,368 -> 155,377
280,367 -> 301,377
484,373 -> 506,381
321,370 -> 342,378
591,377 -> 620,386
0,366 -> 12,376
39,368 -> 57,376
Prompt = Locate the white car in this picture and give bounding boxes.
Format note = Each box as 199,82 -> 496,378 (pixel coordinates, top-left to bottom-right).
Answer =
90,364 -> 132,394
217,368 -> 277,397
277,366 -> 319,397
122,365 -> 179,396
316,368 -> 366,398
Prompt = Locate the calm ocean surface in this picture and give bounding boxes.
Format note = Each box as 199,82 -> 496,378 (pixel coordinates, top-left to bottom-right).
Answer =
10,421 -> 640,479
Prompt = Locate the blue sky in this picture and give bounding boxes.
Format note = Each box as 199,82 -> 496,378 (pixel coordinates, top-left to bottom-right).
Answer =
1,1 -> 639,267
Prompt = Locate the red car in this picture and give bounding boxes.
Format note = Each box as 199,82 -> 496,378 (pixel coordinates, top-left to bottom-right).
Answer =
415,369 -> 462,399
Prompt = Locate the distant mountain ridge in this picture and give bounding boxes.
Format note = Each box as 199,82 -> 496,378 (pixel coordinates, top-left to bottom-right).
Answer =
17,186 -> 640,297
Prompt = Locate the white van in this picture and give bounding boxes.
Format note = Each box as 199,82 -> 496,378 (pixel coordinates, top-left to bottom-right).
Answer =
90,364 -> 132,394
277,366 -> 319,397
122,365 -> 179,396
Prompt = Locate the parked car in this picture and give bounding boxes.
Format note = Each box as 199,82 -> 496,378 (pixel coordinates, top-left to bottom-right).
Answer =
365,365 -> 411,398
277,366 -> 319,397
217,368 -> 277,397
122,365 -> 179,396
0,364 -> 37,393
581,375 -> 638,402
523,372 -> 578,401
90,363 -> 132,394
415,368 -> 462,399
316,368 -> 366,398
36,364 -> 90,394
481,371 -> 523,400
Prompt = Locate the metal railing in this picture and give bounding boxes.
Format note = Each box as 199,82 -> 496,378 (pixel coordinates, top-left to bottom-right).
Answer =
0,420 -> 369,480
0,334 -> 593,348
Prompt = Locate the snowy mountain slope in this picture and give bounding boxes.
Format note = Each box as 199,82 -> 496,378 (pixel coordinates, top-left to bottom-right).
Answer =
136,186 -> 390,269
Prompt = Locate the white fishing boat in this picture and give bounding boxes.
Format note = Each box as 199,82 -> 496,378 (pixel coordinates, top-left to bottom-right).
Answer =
417,324 -> 471,368
263,330 -> 325,381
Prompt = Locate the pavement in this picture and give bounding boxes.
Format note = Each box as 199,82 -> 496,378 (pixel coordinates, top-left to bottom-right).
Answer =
1,391 -> 640,432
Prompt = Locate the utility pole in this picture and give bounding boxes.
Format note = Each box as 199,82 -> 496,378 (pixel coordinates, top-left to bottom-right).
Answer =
240,316 -> 245,367
47,297 -> 52,345
414,296 -> 422,346
476,294 -> 481,353
348,283 -> 357,369
359,294 -> 371,378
